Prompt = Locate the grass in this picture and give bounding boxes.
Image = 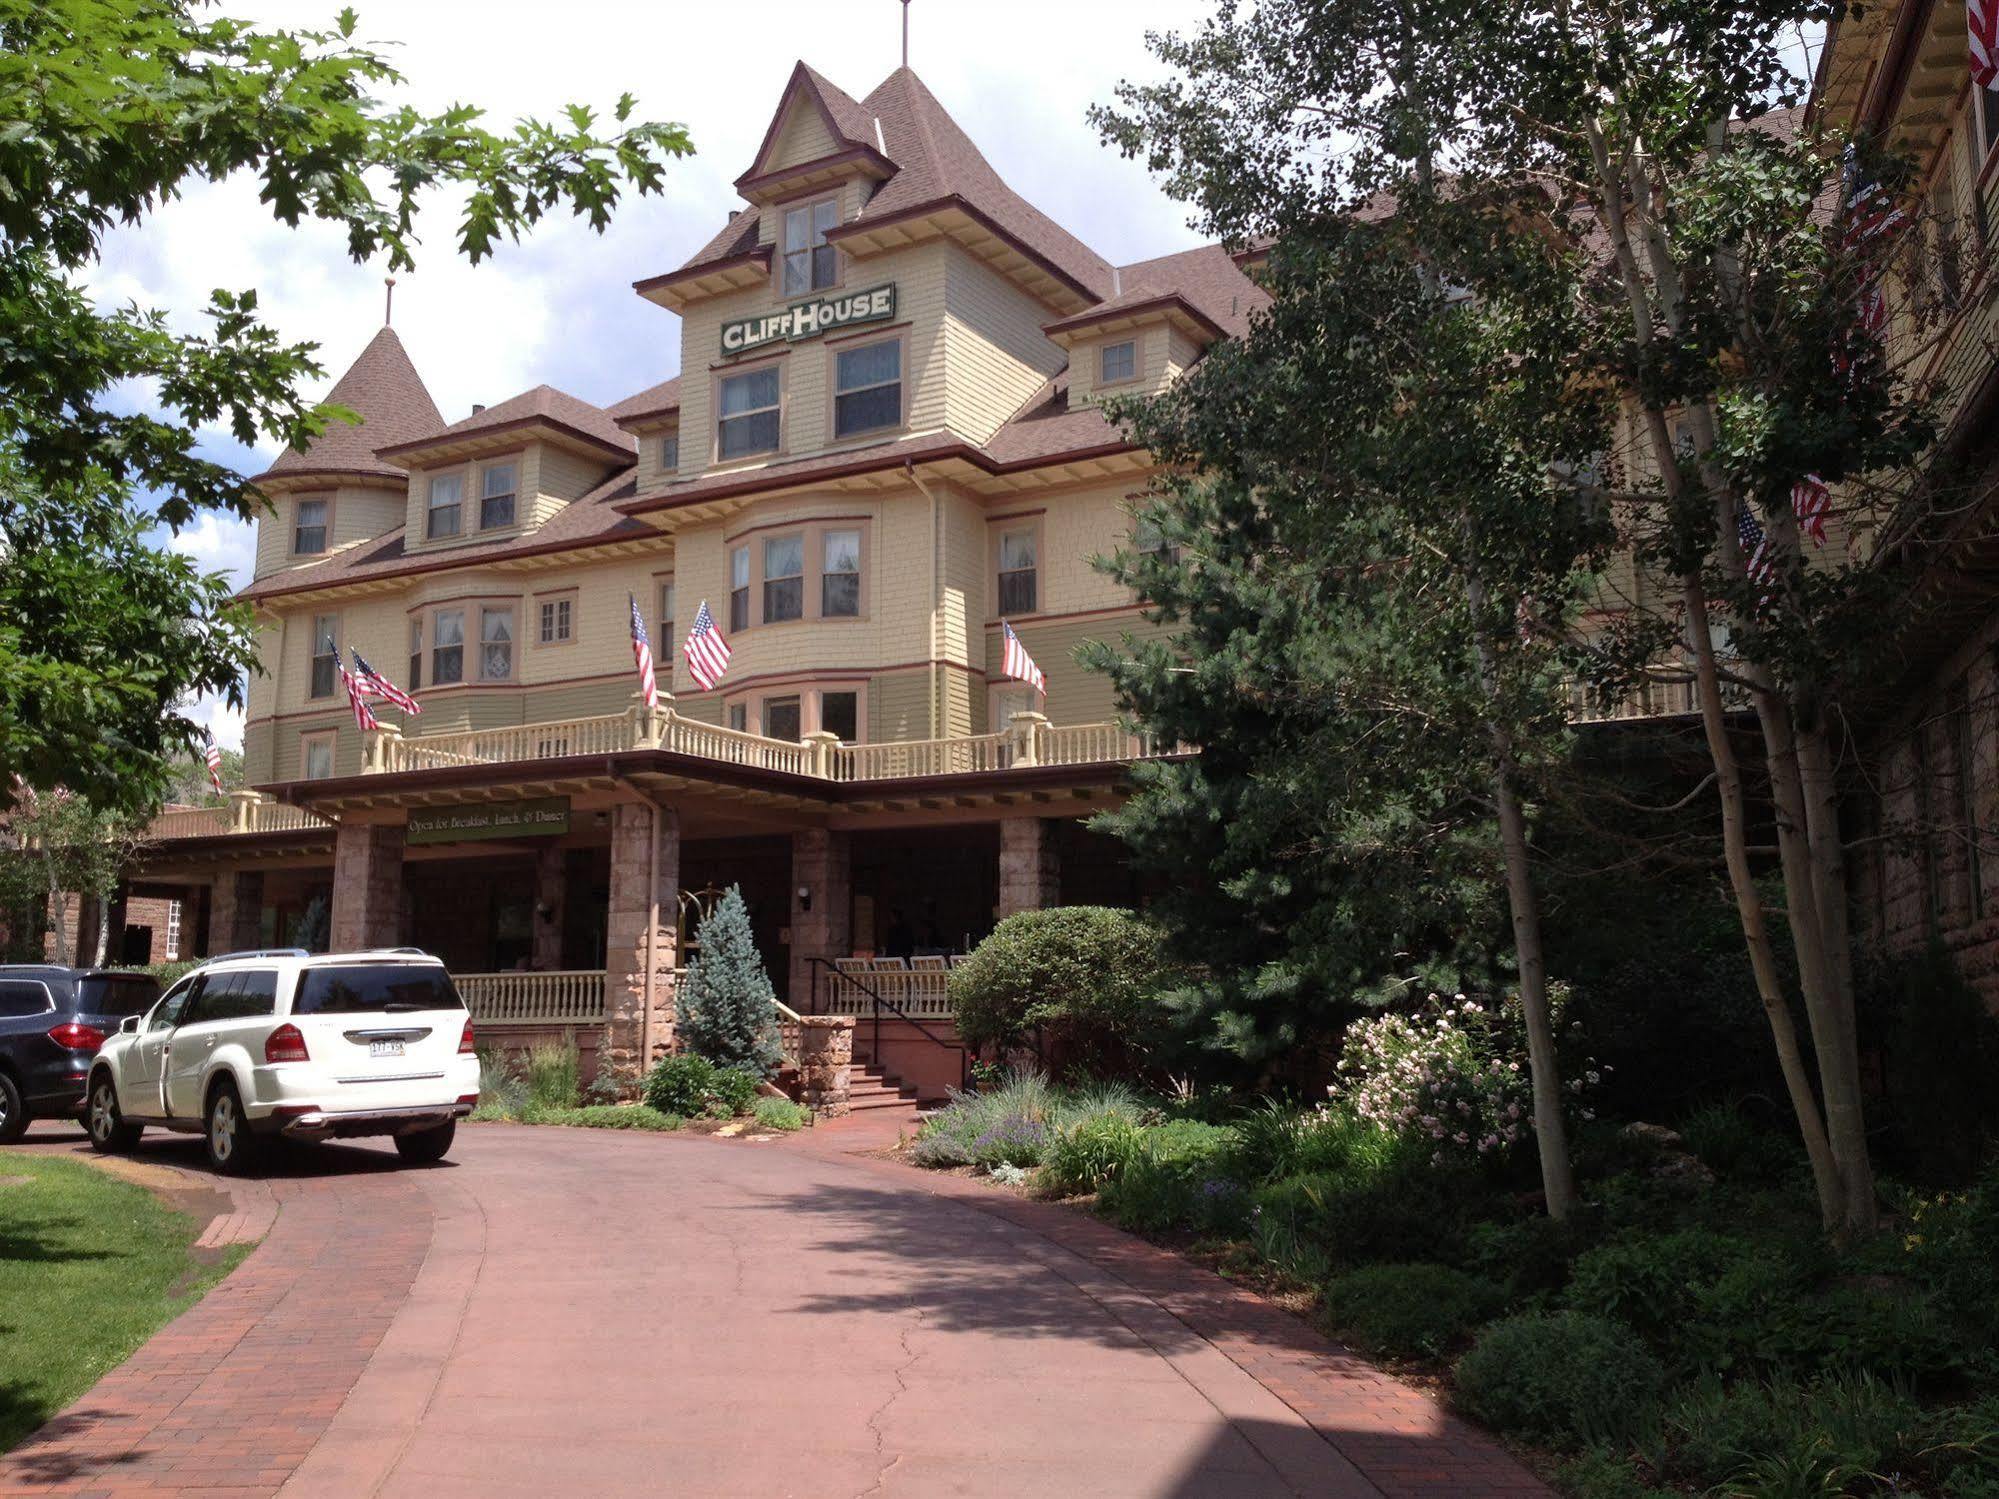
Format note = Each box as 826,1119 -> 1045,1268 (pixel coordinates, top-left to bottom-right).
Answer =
0,1156 -> 249,1453
525,1104 -> 684,1131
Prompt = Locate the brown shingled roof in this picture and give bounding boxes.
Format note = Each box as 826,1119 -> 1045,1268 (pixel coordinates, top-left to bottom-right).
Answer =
608,375 -> 682,427
376,384 -> 635,462
259,326 -> 443,485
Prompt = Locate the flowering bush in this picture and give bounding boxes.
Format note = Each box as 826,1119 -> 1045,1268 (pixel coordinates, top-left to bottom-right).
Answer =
1334,992 -> 1601,1166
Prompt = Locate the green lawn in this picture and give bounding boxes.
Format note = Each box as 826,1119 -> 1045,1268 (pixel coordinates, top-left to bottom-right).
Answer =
0,1155 -> 249,1453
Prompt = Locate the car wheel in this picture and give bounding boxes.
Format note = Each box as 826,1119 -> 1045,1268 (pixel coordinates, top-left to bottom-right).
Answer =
203,1081 -> 260,1176
0,1071 -> 26,1145
394,1120 -> 455,1164
85,1074 -> 140,1154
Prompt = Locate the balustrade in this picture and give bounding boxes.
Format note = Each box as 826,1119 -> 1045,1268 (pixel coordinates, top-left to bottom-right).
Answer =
456,970 -> 608,1025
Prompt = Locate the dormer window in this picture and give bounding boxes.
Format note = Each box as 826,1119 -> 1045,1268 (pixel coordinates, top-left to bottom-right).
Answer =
426,473 -> 463,539
293,496 -> 329,555
659,433 -> 679,472
480,462 -> 517,530
1100,340 -> 1138,386
782,197 -> 840,297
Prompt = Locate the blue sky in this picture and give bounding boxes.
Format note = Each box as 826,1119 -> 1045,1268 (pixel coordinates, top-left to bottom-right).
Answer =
98,0 -> 1218,748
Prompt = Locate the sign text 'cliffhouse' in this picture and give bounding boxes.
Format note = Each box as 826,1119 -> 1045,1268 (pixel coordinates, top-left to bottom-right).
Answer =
720,285 -> 897,355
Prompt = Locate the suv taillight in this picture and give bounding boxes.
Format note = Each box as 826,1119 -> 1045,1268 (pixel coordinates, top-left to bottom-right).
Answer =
48,1021 -> 105,1052
458,1018 -> 476,1055
265,1023 -> 310,1063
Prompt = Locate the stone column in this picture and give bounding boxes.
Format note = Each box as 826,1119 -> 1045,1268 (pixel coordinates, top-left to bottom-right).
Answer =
788,828 -> 851,1012
797,1015 -> 855,1116
330,821 -> 405,951
207,871 -> 265,955
605,799 -> 679,1076
531,844 -> 566,971
998,817 -> 1061,919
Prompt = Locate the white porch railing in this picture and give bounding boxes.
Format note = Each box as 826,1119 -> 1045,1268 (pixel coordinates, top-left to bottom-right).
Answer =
457,970 -> 608,1025
831,732 -> 1010,780
823,967 -> 955,1019
148,793 -> 332,842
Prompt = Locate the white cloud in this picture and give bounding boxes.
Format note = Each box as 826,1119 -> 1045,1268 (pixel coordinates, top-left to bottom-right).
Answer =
180,694 -> 247,755
166,511 -> 257,589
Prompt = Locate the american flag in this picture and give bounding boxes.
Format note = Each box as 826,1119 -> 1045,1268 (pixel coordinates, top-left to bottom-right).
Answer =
629,594 -> 659,709
1833,148 -> 1905,376
350,649 -> 420,714
1001,620 -> 1046,696
1737,503 -> 1777,597
1792,474 -> 1830,546
682,599 -> 733,692
338,663 -> 380,732
204,739 -> 223,794
1972,0 -> 1998,88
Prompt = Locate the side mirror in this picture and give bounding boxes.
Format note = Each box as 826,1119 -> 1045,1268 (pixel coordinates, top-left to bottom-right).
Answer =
120,1015 -> 140,1035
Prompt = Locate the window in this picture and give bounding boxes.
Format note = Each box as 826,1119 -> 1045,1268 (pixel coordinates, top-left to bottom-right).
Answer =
309,614 -> 338,699
659,433 -> 680,472
1100,339 -> 1137,385
781,196 -> 840,296
480,607 -> 514,680
833,339 -> 901,438
727,702 -> 748,732
997,527 -> 1038,616
820,690 -> 859,743
1970,121 -> 1993,244
764,534 -> 804,622
190,970 -> 278,1024
480,463 -> 517,530
293,964 -> 464,1016
432,609 -> 464,685
302,733 -> 334,781
164,900 -> 181,961
764,695 -> 802,742
1930,170 -> 1962,310
729,545 -> 751,631
538,597 -> 573,645
77,975 -> 158,1017
426,472 -> 463,539
822,529 -> 861,616
0,981 -> 52,1018
1980,86 -> 1999,160
408,618 -> 423,691
718,367 -> 781,459
1134,516 -> 1180,566
293,496 -> 328,554
658,580 -> 675,654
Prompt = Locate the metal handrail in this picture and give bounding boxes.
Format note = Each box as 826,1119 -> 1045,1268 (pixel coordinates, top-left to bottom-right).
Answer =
807,955 -> 967,1090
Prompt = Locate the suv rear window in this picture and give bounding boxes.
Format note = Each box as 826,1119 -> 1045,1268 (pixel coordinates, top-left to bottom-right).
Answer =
77,975 -> 162,1017
292,965 -> 464,1016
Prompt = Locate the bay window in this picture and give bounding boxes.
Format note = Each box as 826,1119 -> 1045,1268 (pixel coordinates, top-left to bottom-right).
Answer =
763,534 -> 804,622
822,529 -> 861,616
432,609 -> 464,685
820,690 -> 859,743
301,732 -> 335,781
479,607 -> 514,680
763,695 -> 802,742
729,545 -> 750,632
408,618 -> 423,691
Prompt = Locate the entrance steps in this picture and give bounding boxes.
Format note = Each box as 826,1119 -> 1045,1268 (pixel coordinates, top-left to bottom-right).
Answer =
845,1059 -> 922,1114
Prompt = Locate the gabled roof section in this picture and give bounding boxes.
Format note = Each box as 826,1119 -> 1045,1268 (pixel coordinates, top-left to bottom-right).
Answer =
736,61 -> 893,192
1045,243 -> 1269,346
258,326 -> 443,487
375,384 -> 635,465
608,375 -> 682,429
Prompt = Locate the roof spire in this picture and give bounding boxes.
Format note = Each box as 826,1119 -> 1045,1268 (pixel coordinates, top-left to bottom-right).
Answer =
383,275 -> 396,326
900,0 -> 910,68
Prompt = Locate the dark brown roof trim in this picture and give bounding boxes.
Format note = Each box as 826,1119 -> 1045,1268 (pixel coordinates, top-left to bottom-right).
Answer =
633,244 -> 774,298
1042,292 -> 1226,342
251,465 -> 408,489
824,194 -> 1106,305
374,413 -> 634,464
610,398 -> 683,429
735,145 -> 895,195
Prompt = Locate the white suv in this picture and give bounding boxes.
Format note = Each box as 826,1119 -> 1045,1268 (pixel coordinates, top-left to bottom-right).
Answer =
86,948 -> 481,1173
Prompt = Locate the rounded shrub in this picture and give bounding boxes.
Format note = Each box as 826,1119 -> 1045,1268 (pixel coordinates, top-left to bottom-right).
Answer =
1454,1312 -> 1666,1448
1564,1228 -> 1762,1347
948,906 -> 1171,1072
1320,1264 -> 1505,1358
707,1065 -> 761,1117
644,1053 -> 717,1116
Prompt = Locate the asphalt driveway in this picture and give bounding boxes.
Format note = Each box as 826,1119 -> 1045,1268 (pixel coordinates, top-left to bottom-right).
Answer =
1,1122 -> 1544,1499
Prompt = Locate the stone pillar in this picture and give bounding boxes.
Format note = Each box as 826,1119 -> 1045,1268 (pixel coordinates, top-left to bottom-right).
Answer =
330,821 -> 405,951
797,1016 -> 855,1116
207,871 -> 265,955
531,844 -> 566,971
788,828 -> 852,1012
605,799 -> 679,1076
998,817 -> 1060,919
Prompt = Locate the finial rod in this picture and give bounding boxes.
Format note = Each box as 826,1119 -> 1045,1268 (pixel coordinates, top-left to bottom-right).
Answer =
384,276 -> 396,326
901,0 -> 910,68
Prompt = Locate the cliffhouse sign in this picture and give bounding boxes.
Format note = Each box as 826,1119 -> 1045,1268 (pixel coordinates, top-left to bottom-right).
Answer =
720,284 -> 896,355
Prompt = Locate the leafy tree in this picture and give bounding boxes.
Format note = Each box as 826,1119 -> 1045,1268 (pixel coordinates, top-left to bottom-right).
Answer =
0,0 -> 692,809
675,886 -> 782,1079
0,785 -> 153,965
1100,0 -> 1945,1237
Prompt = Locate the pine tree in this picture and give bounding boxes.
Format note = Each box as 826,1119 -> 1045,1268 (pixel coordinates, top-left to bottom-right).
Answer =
674,885 -> 782,1078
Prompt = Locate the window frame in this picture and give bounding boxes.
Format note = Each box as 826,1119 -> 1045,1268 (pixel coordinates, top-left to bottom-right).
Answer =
477,604 -> 517,682
828,331 -> 906,442
762,532 -> 806,624
308,613 -> 340,700
478,460 -> 519,531
821,527 -> 862,617
535,591 -> 576,648
726,701 -> 749,733
780,193 -> 842,298
430,607 -> 466,686
725,518 -> 870,631
714,360 -> 784,463
761,693 -> 803,743
658,431 -> 680,475
291,493 -> 331,556
300,730 -> 336,781
729,544 -> 751,633
656,576 -> 676,670
408,617 -> 423,692
725,681 -> 868,742
425,470 -> 464,540
1098,337 -> 1139,387
991,516 -> 1042,620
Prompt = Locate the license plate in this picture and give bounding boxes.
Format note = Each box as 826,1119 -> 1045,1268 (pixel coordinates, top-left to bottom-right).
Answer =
369,1039 -> 405,1059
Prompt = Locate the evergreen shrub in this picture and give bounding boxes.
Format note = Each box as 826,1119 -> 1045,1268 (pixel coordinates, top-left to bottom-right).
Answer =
1319,1263 -> 1504,1358
1454,1312 -> 1666,1449
675,885 -> 783,1078
948,906 -> 1171,1071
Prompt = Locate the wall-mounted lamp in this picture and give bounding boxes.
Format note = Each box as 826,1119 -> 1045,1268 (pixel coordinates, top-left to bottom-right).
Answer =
796,885 -> 812,912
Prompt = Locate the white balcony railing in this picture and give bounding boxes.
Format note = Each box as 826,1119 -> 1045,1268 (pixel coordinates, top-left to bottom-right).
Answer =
148,793 -> 332,843
456,970 -> 608,1025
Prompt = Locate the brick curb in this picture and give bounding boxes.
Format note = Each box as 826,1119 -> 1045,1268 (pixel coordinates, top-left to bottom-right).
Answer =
791,1130 -> 1551,1498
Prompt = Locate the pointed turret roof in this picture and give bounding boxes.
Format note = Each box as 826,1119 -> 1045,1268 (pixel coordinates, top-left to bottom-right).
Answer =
259,326 -> 444,486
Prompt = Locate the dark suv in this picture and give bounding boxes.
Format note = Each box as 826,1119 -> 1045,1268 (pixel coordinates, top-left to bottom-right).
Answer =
0,967 -> 162,1143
